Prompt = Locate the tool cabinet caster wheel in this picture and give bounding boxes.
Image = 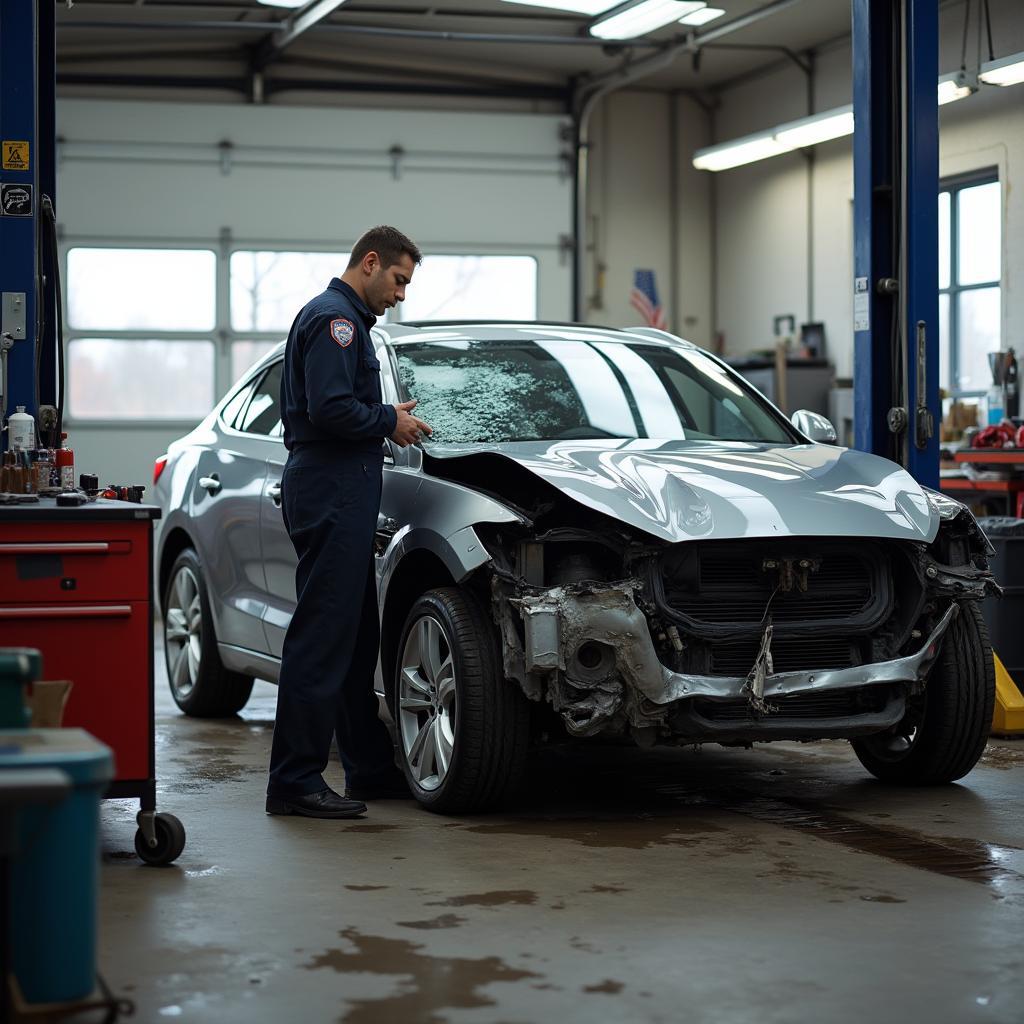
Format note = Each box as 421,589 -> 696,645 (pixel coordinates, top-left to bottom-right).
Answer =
135,812 -> 186,866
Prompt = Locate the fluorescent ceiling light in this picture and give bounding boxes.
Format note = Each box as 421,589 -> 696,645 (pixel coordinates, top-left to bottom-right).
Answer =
591,0 -> 706,40
257,0 -> 308,7
694,54 -> 1024,173
692,131 -> 794,171
678,5 -> 725,25
937,71 -> 976,105
773,106 -> 854,148
979,51 -> 1024,87
500,0 -> 623,14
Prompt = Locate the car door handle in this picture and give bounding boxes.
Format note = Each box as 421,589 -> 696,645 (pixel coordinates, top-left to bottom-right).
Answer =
268,482 -> 282,507
198,474 -> 222,495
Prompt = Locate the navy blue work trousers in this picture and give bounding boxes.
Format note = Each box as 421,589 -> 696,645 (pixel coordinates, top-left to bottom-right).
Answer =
267,446 -> 396,798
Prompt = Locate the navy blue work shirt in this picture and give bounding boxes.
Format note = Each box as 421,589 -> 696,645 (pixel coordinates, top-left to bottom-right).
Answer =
280,278 -> 399,453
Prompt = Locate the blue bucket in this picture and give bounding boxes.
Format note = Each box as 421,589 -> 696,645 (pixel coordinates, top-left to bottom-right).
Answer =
0,728 -> 113,1004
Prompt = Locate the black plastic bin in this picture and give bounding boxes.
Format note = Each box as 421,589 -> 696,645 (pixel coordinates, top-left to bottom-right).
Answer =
977,517 -> 1024,690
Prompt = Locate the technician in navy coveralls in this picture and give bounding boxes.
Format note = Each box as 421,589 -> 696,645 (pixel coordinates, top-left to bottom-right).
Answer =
266,226 -> 432,819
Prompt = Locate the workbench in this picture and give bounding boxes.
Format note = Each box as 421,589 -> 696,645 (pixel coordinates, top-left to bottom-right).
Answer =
940,449 -> 1024,518
0,497 -> 185,864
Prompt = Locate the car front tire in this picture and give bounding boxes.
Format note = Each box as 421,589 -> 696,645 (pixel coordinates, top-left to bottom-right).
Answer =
852,600 -> 995,784
163,548 -> 254,717
393,587 -> 529,814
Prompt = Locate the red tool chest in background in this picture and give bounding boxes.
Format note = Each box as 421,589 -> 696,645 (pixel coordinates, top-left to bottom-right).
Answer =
0,499 -> 160,787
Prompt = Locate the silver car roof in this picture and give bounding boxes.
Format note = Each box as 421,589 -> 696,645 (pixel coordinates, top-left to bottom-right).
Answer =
247,323 -> 700,383
375,322 -> 699,350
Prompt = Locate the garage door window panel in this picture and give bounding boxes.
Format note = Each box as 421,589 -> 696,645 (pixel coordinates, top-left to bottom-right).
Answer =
68,339 -> 214,420
230,251 -> 348,332
399,256 -> 538,321
67,248 -> 216,331
232,341 -> 282,382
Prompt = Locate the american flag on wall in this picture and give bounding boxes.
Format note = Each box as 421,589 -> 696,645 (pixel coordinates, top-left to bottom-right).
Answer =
629,269 -> 667,330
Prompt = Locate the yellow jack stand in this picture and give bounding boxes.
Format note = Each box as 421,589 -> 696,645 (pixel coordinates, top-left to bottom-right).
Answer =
992,652 -> 1024,736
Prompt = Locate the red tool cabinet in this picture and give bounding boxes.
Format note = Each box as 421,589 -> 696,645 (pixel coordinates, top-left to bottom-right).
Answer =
0,498 -> 185,864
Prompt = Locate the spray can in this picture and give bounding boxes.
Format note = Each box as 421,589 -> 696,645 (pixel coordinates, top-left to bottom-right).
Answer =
56,433 -> 74,490
8,407 -> 35,451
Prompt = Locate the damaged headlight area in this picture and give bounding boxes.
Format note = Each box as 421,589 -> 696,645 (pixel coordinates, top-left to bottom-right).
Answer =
479,516 -> 1000,750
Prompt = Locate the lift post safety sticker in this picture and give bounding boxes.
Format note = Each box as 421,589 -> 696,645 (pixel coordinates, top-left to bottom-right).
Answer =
1,183 -> 33,217
1,141 -> 29,172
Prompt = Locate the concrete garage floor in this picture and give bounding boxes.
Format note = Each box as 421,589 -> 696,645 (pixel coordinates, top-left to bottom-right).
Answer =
97,632 -> 1024,1024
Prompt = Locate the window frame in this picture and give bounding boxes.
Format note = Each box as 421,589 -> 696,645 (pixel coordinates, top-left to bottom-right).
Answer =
939,168 -> 1001,398
63,241 -> 223,429
62,240 -> 543,427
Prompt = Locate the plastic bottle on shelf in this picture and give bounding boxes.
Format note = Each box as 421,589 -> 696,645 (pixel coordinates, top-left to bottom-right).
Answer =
987,383 -> 1005,426
8,406 -> 35,451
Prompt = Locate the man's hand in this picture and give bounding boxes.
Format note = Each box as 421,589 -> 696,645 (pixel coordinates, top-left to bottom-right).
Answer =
391,399 -> 433,448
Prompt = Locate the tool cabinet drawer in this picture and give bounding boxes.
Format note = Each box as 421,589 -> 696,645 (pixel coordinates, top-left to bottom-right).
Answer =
0,521 -> 150,602
0,600 -> 151,781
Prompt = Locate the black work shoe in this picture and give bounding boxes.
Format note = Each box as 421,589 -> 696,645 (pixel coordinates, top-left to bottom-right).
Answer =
345,774 -> 413,801
265,788 -> 367,819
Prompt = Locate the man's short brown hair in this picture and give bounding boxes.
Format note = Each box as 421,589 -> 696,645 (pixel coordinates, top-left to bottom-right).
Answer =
347,226 -> 422,271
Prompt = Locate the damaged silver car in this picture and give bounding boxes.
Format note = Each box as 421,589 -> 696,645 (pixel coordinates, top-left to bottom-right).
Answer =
155,323 -> 998,813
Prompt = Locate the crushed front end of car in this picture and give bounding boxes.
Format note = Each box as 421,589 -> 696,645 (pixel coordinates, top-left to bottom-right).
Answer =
468,474 -> 999,752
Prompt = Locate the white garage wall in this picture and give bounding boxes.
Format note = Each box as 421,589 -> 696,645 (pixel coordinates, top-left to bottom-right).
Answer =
708,1 -> 1024,380
584,91 -> 713,347
55,98 -> 574,487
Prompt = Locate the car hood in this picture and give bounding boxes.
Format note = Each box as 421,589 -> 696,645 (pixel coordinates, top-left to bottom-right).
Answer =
423,439 -> 939,544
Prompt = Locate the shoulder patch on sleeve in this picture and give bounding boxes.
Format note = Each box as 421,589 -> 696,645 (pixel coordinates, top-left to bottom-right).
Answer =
330,318 -> 355,348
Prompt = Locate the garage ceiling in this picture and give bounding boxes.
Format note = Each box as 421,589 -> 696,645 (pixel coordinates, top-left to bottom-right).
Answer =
55,0 -> 856,107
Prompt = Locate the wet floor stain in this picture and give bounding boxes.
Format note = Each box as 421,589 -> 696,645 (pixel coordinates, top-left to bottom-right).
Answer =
462,816 -> 726,851
168,745 -> 248,792
713,792 -> 1023,895
184,865 -> 224,879
584,979 -> 624,994
395,913 -> 466,930
587,884 -> 628,894
860,894 -> 907,904
304,927 -> 539,1024
426,890 -> 537,908
979,744 -> 1024,770
345,885 -> 388,891
344,824 -> 402,834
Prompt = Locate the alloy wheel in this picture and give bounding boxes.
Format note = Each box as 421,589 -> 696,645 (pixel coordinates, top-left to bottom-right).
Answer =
398,615 -> 457,791
165,565 -> 203,701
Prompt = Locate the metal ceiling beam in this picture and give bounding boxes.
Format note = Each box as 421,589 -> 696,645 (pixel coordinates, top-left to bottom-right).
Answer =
55,71 -> 571,104
253,0 -> 346,71
59,19 -> 661,49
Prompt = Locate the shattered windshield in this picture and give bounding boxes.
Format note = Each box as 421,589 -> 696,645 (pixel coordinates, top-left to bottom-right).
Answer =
393,337 -> 792,445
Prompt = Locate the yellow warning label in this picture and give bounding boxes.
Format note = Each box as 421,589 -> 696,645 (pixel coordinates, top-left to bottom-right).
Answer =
2,141 -> 29,171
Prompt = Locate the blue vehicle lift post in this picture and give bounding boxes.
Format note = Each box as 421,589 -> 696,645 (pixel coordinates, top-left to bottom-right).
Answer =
852,0 -> 940,489
0,0 -> 58,444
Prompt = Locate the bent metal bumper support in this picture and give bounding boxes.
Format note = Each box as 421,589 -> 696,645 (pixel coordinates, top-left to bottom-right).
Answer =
516,583 -> 958,708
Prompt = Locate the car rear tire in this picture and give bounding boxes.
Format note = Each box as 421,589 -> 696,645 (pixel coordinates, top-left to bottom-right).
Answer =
163,548 -> 254,717
852,600 -> 995,784
393,587 -> 529,814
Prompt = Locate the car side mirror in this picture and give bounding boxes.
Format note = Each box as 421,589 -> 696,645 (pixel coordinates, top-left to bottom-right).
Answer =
791,409 -> 838,444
